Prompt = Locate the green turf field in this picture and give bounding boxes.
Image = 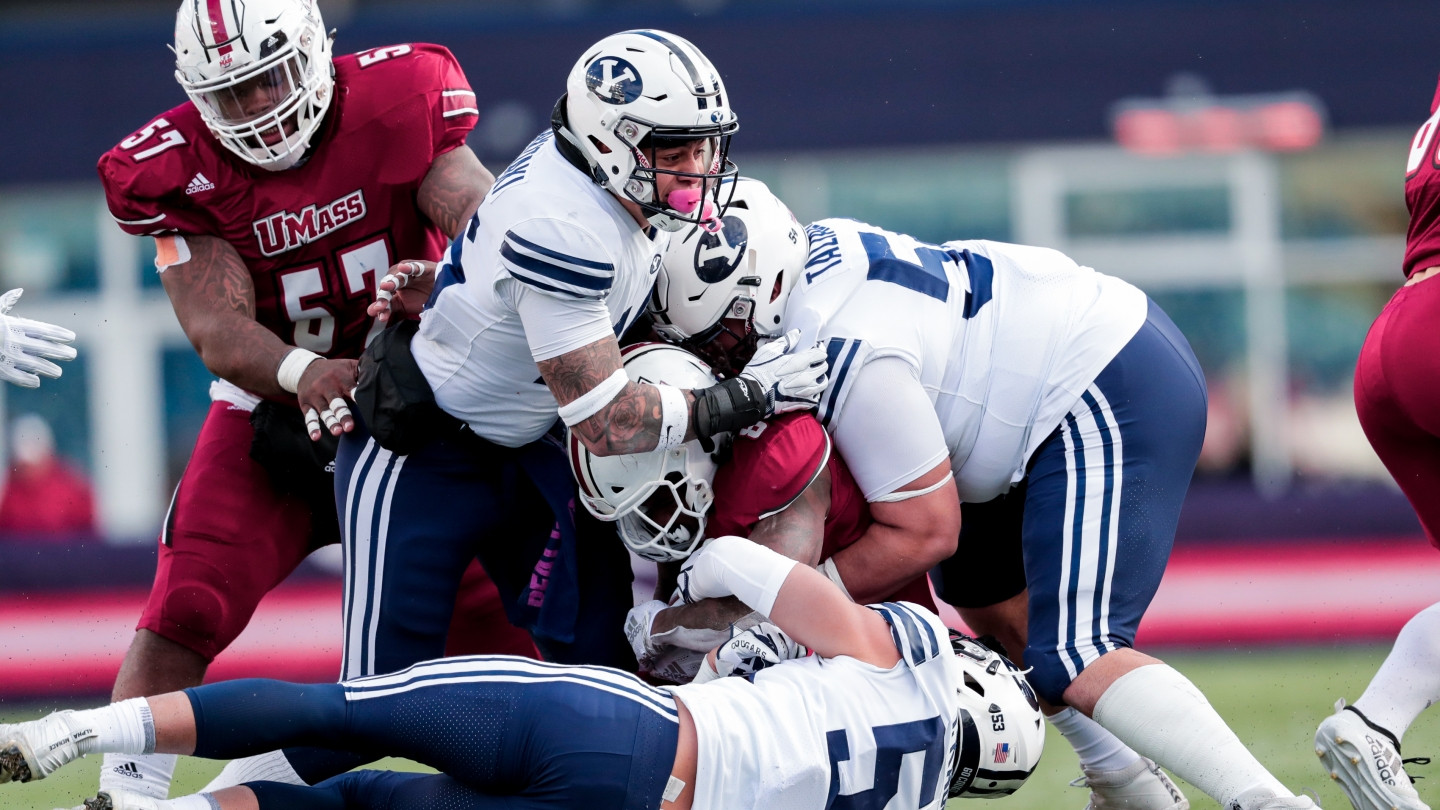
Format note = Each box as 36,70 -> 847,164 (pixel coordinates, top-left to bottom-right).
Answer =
2,644 -> 1436,809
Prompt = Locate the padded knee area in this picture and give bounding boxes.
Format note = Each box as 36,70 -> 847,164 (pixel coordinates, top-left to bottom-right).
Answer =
155,583 -> 230,661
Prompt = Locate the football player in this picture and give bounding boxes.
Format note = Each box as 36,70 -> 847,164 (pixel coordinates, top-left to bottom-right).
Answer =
325,20 -> 826,723
0,536 -> 1044,810
650,178 -> 1320,810
568,336 -> 934,685
0,288 -> 76,388
93,0 -> 531,800
1313,74 -> 1440,810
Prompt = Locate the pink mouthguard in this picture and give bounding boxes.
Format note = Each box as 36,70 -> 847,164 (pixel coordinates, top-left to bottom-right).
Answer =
667,188 -> 722,233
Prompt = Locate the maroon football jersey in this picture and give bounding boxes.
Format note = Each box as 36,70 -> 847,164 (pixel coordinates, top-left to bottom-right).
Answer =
1403,75 -> 1440,278
97,43 -> 479,362
709,412 -> 935,609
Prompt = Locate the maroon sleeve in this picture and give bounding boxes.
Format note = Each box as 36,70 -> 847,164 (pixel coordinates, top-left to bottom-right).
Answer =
96,108 -> 215,237
709,413 -> 830,538
401,43 -> 479,158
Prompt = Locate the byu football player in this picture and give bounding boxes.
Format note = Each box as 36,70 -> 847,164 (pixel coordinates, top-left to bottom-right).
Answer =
650,177 -> 1320,810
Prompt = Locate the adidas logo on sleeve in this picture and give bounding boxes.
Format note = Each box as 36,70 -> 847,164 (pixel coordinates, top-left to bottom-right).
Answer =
185,173 -> 215,195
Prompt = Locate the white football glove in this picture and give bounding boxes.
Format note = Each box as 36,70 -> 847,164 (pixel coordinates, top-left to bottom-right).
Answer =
0,289 -> 76,388
737,329 -> 828,417
691,621 -> 810,684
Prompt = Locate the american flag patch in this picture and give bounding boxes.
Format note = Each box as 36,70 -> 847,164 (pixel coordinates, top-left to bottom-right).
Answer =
993,742 -> 1010,763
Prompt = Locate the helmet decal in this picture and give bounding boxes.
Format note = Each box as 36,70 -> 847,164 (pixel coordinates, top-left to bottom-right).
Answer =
585,56 -> 643,105
694,216 -> 748,283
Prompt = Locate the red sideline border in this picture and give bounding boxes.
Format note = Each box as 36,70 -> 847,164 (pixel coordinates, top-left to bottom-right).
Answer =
2,538 -> 1436,699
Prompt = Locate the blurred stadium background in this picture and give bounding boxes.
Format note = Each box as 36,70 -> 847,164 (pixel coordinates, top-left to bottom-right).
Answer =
1,0 -> 1438,806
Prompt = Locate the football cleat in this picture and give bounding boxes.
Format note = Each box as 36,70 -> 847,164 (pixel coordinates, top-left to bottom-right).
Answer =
68,790 -> 163,810
0,711 -> 94,783
1070,757 -> 1190,810
1315,699 -> 1429,810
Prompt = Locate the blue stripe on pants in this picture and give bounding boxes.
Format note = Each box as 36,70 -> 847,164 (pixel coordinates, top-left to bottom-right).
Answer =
1022,298 -> 1207,705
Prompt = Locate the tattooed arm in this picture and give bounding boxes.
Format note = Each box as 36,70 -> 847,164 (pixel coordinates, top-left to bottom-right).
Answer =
537,336 -> 701,456
418,145 -> 492,239
159,233 -> 358,437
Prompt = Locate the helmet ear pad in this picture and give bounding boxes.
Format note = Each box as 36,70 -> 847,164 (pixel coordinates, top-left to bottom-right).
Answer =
558,29 -> 739,230
567,343 -> 729,562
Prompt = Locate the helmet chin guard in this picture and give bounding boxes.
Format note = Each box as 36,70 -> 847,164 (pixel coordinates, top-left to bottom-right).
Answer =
555,29 -> 740,231
566,343 -> 729,562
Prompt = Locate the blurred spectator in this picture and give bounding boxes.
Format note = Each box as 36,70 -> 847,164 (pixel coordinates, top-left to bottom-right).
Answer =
0,413 -> 96,537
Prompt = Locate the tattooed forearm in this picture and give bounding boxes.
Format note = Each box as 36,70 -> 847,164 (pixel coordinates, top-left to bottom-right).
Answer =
419,146 -> 493,239
159,233 -> 293,395
539,338 -> 700,456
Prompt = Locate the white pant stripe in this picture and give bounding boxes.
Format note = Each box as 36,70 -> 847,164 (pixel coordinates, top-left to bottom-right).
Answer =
1056,385 -> 1124,681
343,657 -> 679,720
343,438 -> 398,680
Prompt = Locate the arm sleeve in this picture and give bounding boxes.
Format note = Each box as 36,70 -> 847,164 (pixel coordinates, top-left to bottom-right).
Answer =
511,280 -> 615,361
96,125 -> 212,237
421,44 -> 480,155
868,601 -> 948,669
830,356 -> 950,501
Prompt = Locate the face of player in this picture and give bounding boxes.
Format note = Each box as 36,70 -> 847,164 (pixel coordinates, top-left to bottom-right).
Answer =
648,137 -> 719,198
206,62 -> 301,145
682,315 -> 759,379
637,481 -> 703,543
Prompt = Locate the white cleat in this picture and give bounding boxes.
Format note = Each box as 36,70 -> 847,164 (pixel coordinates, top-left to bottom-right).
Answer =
0,711 -> 95,784
1070,757 -> 1190,810
62,790 -> 163,810
1230,785 -> 1323,809
1315,699 -> 1429,810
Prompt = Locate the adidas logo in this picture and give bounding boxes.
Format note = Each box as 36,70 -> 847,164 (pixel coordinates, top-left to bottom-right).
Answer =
186,172 -> 215,195
111,761 -> 143,779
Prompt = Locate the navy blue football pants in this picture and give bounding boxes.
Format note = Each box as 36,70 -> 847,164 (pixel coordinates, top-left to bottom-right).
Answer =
183,656 -> 679,810
934,298 -> 1207,704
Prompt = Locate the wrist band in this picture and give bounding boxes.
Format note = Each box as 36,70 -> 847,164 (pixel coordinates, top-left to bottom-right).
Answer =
276,348 -> 321,394
655,384 -> 688,451
691,376 -> 765,438
557,368 -> 629,426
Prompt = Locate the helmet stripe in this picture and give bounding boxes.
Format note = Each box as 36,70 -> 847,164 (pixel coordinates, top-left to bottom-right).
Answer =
201,0 -> 236,57
631,30 -> 706,95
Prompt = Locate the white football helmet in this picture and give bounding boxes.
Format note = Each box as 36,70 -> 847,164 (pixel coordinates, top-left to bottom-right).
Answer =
650,177 -> 806,375
568,343 -> 725,562
173,0 -> 334,171
556,29 -> 740,232
946,632 -> 1046,799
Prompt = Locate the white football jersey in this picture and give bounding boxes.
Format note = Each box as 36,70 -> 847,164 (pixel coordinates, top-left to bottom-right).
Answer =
671,601 -> 961,810
788,218 -> 1147,502
412,130 -> 665,446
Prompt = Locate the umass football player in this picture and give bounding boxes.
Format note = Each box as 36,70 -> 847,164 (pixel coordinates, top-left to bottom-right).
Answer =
94,0 -> 533,800
1313,75 -> 1440,810
0,536 -> 1045,810
649,178 -> 1322,810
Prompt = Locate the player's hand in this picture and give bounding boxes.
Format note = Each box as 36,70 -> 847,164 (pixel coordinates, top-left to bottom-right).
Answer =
368,260 -> 436,324
691,621 -> 809,684
737,329 -> 828,418
296,358 -> 360,441
0,288 -> 76,388
624,599 -> 669,666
